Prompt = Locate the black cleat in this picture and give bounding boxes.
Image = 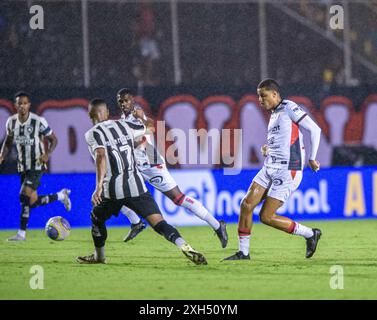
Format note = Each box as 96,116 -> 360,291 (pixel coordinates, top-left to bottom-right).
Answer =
123,221 -> 146,242
305,228 -> 322,258
222,251 -> 250,261
76,254 -> 106,264
215,220 -> 228,248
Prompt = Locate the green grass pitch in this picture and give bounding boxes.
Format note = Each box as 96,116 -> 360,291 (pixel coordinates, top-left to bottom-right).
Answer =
1,220 -> 377,300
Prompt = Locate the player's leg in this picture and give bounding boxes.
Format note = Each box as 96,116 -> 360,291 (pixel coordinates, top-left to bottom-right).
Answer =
125,191 -> 207,265
261,170 -> 322,258
76,199 -> 121,264
164,186 -> 220,230
147,213 -> 207,265
223,181 -> 267,260
120,206 -> 146,242
30,189 -> 72,211
8,171 -> 39,241
140,165 -> 227,247
259,196 -> 321,258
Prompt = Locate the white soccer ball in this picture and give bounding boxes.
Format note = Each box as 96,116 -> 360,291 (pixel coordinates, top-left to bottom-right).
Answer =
45,216 -> 71,241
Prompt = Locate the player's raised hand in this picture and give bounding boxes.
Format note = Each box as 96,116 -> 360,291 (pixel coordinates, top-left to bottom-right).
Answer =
91,187 -> 103,206
133,108 -> 145,119
309,159 -> 320,172
0,154 -> 4,164
260,144 -> 269,157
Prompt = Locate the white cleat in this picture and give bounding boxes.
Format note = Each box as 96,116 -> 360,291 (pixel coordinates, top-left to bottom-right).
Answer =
60,188 -> 72,212
181,243 -> 207,265
7,234 -> 26,241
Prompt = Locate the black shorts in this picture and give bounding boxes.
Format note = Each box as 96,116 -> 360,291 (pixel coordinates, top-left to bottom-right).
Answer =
20,170 -> 43,190
92,191 -> 161,222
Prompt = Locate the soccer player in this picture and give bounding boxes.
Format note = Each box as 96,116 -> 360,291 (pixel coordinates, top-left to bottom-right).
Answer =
116,88 -> 228,247
76,99 -> 207,265
224,79 -> 322,260
0,92 -> 71,241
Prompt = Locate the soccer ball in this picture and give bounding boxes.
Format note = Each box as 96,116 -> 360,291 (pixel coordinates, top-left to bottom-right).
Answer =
45,216 -> 71,241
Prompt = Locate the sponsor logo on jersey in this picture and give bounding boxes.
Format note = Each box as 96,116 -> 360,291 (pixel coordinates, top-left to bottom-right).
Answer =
26,126 -> 34,134
149,175 -> 163,184
271,125 -> 280,133
272,179 -> 283,186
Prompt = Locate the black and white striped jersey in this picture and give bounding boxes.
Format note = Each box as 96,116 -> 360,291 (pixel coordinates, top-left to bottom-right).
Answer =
85,119 -> 147,199
5,112 -> 52,172
122,113 -> 165,168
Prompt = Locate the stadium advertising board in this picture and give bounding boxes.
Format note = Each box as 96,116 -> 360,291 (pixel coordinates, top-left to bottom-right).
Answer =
0,167 -> 376,229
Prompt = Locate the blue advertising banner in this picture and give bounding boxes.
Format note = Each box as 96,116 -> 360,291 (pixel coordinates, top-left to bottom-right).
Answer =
0,167 -> 376,230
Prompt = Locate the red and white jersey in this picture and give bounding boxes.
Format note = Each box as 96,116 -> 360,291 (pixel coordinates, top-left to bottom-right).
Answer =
265,99 -> 307,170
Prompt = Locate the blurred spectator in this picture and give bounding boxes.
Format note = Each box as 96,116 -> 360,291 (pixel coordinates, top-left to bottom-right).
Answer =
131,3 -> 161,86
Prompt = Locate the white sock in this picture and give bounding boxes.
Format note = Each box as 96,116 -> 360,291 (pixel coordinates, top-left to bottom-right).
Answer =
121,206 -> 141,225
57,191 -> 64,201
180,196 -> 220,230
293,223 -> 314,239
94,246 -> 105,261
174,237 -> 186,249
239,236 -> 250,256
18,230 -> 26,238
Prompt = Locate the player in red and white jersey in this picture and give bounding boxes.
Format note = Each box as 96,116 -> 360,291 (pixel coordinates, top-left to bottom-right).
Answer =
224,79 -> 322,261
116,88 -> 228,248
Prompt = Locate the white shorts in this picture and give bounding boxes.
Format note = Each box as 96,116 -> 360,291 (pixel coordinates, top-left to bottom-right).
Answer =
252,166 -> 303,203
138,164 -> 178,193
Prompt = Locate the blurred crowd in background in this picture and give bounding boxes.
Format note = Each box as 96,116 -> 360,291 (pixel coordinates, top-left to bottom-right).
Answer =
0,0 -> 376,90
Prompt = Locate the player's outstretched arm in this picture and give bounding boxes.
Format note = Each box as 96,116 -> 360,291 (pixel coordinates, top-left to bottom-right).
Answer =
0,134 -> 14,164
299,116 -> 321,172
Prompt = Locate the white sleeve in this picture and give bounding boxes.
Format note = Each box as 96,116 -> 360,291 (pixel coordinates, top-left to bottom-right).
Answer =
299,115 -> 321,160
286,103 -> 307,124
85,129 -> 106,152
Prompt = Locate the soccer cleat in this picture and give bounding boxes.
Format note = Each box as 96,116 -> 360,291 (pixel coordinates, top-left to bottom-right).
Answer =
181,243 -> 208,265
215,220 -> 228,248
60,189 -> 72,212
305,228 -> 322,258
222,251 -> 250,261
123,221 -> 146,243
76,254 -> 106,264
7,234 -> 26,241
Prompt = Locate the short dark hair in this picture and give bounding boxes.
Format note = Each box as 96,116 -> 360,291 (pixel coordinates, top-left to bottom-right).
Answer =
88,98 -> 107,114
89,98 -> 107,108
117,88 -> 134,97
14,91 -> 31,102
257,79 -> 280,93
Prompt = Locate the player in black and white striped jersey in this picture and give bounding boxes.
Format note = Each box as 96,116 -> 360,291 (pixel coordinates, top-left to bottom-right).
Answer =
76,99 -> 207,265
0,92 -> 72,241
